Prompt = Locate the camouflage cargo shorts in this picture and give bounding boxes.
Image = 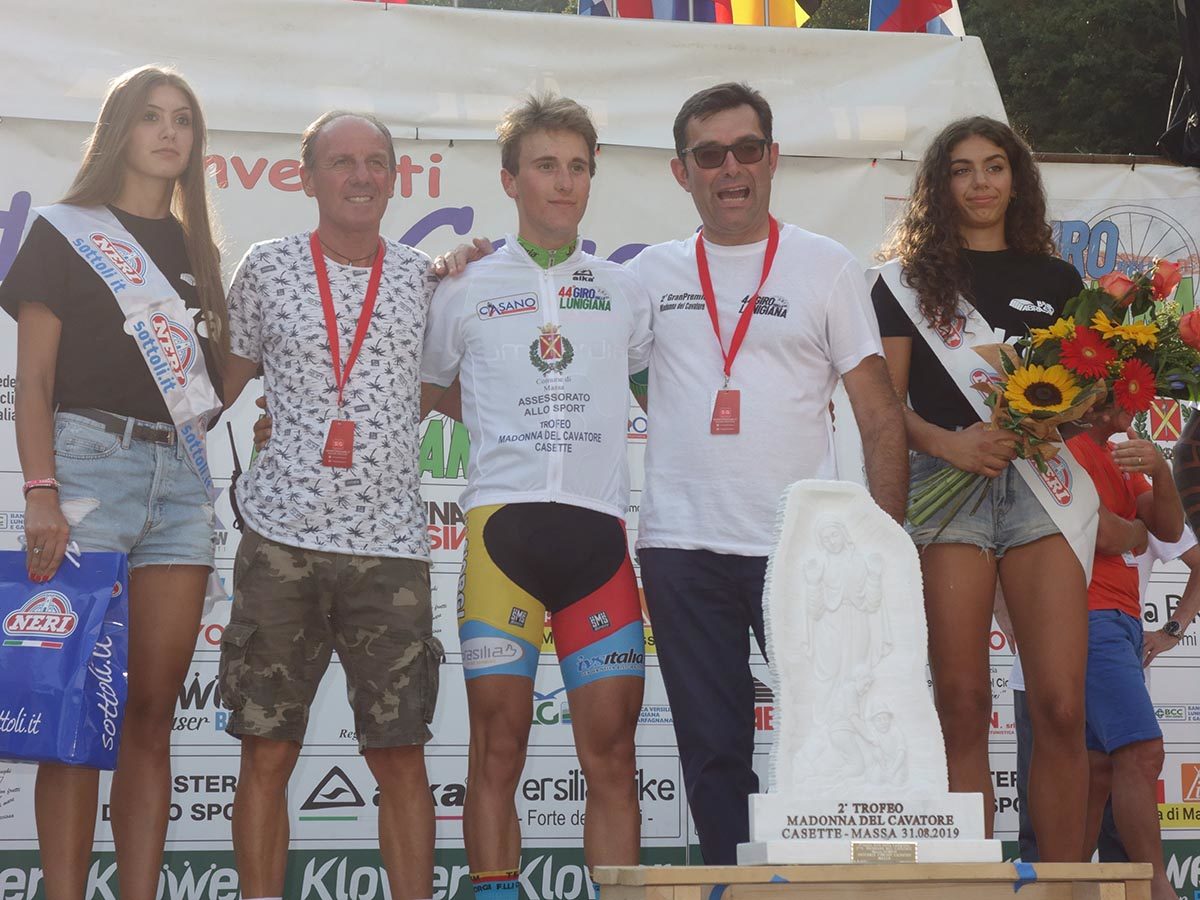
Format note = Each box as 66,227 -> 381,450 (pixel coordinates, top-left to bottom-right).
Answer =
218,527 -> 443,750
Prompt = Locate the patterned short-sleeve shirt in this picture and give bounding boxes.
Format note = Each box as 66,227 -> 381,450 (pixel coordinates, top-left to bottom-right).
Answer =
228,232 -> 435,559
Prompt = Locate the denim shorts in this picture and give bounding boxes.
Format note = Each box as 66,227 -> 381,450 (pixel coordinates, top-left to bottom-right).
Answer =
906,451 -> 1061,556
53,410 -> 216,570
1085,609 -> 1161,753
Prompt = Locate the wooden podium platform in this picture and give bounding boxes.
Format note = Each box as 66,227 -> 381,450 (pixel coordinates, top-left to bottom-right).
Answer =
593,863 -> 1154,900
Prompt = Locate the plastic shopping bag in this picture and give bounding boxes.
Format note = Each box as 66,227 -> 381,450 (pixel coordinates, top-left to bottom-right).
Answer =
0,551 -> 128,768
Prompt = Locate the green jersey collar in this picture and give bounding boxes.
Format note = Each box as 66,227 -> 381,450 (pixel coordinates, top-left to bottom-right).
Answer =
517,235 -> 578,269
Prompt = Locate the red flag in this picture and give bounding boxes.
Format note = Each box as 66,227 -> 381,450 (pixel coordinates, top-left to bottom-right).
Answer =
618,0 -> 655,16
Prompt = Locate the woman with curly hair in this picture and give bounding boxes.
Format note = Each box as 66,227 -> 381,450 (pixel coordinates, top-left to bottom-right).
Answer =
872,116 -> 1088,859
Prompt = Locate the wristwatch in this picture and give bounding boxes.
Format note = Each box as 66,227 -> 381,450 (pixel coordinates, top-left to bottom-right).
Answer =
1162,620 -> 1184,639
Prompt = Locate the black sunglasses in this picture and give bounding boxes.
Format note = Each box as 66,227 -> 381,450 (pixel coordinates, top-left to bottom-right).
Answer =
681,139 -> 769,170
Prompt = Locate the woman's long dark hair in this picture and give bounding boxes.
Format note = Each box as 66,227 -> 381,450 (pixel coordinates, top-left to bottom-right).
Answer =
62,65 -> 228,369
883,116 -> 1054,328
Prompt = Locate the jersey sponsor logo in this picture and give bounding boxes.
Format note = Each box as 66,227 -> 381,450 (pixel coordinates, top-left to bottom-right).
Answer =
588,611 -> 611,631
477,292 -> 539,320
737,294 -> 788,318
1009,298 -> 1055,315
88,231 -> 147,285
558,285 -> 611,311
576,648 -> 644,675
934,313 -> 968,349
455,566 -> 467,618
572,268 -> 594,282
462,636 -> 524,669
508,607 -> 528,628
1032,455 -> 1072,506
530,324 -> 574,374
4,590 -> 78,647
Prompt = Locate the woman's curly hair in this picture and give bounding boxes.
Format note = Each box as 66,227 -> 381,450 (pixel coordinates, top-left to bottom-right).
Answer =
883,116 -> 1054,328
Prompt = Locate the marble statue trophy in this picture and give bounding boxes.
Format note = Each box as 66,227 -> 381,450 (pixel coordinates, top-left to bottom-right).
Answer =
737,480 -> 1002,864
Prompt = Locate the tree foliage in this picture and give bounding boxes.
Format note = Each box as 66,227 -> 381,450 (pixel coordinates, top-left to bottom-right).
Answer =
962,0 -> 1178,155
404,0 -> 1183,154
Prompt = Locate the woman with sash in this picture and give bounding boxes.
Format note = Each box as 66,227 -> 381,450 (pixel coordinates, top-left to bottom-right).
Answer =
871,117 -> 1091,860
0,66 -> 227,898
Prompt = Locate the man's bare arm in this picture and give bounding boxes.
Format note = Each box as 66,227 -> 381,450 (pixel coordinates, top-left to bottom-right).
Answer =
842,354 -> 908,524
222,354 -> 261,408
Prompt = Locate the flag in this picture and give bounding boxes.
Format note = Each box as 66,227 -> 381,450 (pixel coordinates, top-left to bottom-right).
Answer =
693,0 -> 733,22
869,0 -> 952,32
650,0 -> 691,18
618,0 -> 655,16
925,0 -> 963,34
731,0 -> 763,25
795,0 -> 822,25
579,0 -> 612,14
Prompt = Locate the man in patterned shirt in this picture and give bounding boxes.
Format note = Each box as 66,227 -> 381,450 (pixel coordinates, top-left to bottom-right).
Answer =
219,111 -> 441,900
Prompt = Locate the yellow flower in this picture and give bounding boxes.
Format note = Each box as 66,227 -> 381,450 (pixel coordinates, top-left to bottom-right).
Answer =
1030,316 -> 1075,347
1092,310 -> 1159,348
1004,364 -> 1082,415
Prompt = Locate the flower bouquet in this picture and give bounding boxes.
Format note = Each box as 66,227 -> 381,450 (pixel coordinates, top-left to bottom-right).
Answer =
908,260 -> 1196,531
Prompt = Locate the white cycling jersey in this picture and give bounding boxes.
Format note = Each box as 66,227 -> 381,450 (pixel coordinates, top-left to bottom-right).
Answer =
422,237 -> 653,518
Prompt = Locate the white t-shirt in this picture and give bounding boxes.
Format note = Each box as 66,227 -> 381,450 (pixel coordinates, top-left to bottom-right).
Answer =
227,232 -> 436,559
628,222 -> 883,556
1009,524 -> 1198,691
421,238 -> 653,518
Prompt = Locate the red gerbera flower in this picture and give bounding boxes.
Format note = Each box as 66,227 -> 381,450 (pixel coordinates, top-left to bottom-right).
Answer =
1059,327 -> 1116,378
1113,358 -> 1157,414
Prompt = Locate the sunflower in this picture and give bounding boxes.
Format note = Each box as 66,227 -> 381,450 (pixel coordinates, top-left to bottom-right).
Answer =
1059,327 -> 1117,378
1030,316 -> 1076,347
1113,358 -> 1156,414
1092,310 -> 1159,348
1004,364 -> 1082,415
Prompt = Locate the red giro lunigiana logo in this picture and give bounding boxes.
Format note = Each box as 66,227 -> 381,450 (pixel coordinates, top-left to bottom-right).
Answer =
4,591 -> 79,640
89,231 -> 147,286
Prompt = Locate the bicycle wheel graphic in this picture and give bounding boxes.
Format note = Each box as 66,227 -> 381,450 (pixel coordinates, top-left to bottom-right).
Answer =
1087,204 -> 1198,277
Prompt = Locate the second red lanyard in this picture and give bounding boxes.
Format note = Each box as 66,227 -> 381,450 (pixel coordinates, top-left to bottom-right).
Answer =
695,216 -> 780,387
309,230 -> 386,410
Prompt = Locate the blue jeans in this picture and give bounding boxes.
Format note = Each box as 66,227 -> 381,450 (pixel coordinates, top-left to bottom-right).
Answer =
54,410 -> 215,569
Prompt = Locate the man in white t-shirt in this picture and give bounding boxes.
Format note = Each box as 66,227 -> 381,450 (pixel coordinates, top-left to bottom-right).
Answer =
219,112 -> 441,900
627,83 -> 908,863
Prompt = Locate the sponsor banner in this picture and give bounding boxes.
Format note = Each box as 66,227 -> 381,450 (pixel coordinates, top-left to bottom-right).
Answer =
287,751 -> 684,845
989,755 -> 1021,839
528,665 -> 677,747
1,37 -> 1199,862
0,846 -> 689,900
1144,577 -> 1200,660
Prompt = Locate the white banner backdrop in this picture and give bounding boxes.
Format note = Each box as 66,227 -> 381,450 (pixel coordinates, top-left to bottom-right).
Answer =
2,0 -> 1200,896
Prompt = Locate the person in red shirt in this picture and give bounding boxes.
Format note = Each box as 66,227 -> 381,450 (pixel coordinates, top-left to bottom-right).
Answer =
1068,407 -> 1183,900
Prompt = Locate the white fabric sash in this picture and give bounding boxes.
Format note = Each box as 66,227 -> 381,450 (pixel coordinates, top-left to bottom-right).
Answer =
38,204 -> 226,603
872,259 -> 1098,582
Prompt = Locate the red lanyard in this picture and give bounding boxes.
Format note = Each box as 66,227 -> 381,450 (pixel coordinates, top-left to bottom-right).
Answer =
695,216 -> 780,386
309,231 -> 386,409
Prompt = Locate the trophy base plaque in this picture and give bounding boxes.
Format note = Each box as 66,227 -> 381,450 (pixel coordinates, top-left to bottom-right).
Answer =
738,791 -> 1001,865
737,838 -> 1002,865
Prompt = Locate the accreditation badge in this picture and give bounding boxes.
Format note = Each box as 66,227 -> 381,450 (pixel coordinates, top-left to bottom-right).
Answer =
322,419 -> 356,468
